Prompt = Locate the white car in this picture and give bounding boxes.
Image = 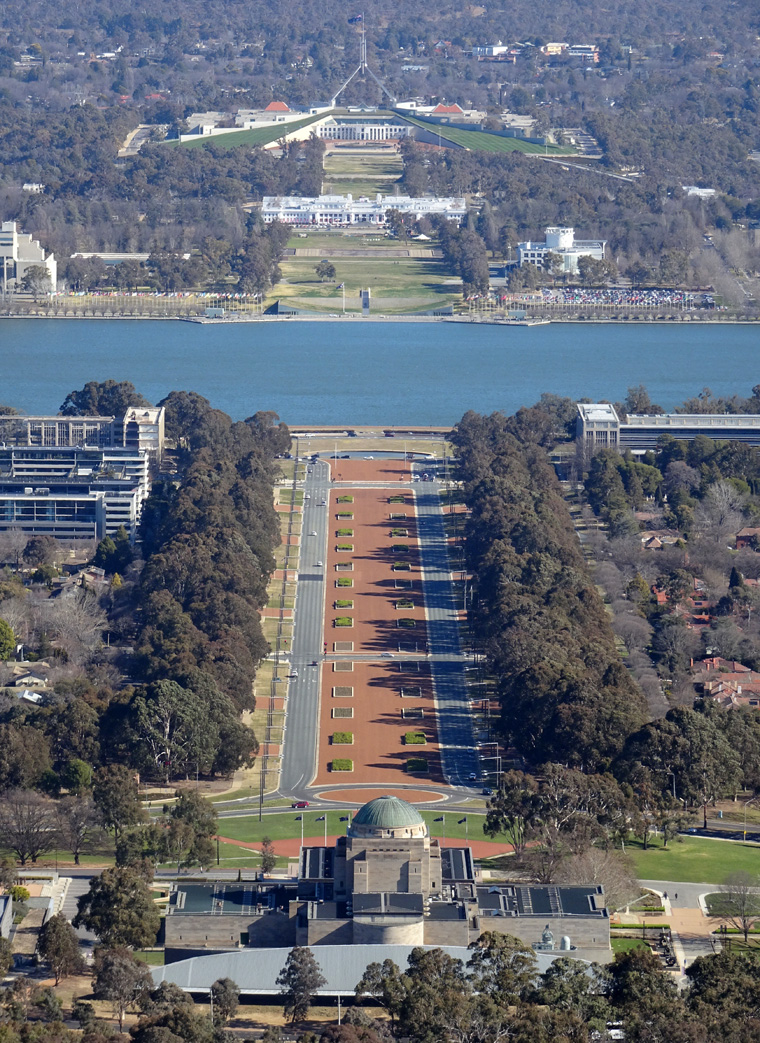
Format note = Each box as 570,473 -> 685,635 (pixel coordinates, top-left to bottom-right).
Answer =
315,561 -> 323,567
381,652 -> 395,658
309,530 -> 317,536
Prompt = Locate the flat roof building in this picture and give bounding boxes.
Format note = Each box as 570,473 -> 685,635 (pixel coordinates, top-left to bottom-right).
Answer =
0,221 -> 57,292
0,445 -> 150,539
518,227 -> 606,274
0,408 -> 165,463
261,193 -> 467,226
164,795 -> 610,965
577,404 -> 760,456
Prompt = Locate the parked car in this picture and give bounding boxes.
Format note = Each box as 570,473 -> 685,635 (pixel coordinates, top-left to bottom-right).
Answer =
292,801 -> 309,809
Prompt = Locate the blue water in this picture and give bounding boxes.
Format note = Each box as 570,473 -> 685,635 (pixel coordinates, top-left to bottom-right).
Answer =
0,319 -> 757,423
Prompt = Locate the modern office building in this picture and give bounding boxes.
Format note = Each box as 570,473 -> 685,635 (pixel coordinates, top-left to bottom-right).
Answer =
0,445 -> 150,539
0,407 -> 165,463
0,221 -> 57,292
260,193 -> 467,226
517,227 -> 606,273
576,404 -> 760,456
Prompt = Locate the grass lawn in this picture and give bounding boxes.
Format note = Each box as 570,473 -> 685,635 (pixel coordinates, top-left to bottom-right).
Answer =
322,151 -> 403,196
273,254 -> 457,313
173,113 -> 324,149
627,836 -> 760,883
134,950 -> 165,966
611,938 -> 651,954
216,809 -> 488,845
401,116 -> 574,155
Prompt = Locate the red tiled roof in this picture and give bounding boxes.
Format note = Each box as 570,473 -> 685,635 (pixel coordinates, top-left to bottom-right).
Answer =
432,103 -> 464,114
265,101 -> 290,112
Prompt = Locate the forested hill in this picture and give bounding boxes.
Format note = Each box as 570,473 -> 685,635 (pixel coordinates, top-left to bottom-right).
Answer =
451,408 -> 649,771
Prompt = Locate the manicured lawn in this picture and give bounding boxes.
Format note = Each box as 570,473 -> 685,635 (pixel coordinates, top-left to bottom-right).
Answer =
275,255 -> 455,306
627,836 -> 760,883
173,113 -> 325,149
611,938 -> 651,954
400,116 -> 574,155
215,809 -> 488,845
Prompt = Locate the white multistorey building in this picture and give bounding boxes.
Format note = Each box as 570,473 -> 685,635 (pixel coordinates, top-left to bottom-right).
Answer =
0,446 -> 151,540
0,221 -> 57,292
517,227 -> 606,273
260,193 -> 467,227
0,408 -> 165,465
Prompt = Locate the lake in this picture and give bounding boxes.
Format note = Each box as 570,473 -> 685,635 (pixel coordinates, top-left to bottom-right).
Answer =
1,318 -> 757,423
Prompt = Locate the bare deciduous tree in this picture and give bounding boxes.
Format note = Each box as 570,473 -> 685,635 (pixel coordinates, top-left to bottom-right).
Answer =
0,789 -> 58,865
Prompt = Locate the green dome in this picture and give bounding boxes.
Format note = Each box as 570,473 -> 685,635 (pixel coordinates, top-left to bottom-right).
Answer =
352,795 -> 425,830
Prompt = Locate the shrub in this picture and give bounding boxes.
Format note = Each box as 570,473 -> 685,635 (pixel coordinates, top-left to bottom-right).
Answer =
337,512 -> 353,518
389,496 -> 406,504
391,544 -> 409,553
405,732 -> 426,745
392,562 -> 411,571
332,732 -> 354,744
397,618 -> 416,628
335,599 -> 353,608
335,617 -> 353,627
331,759 -> 353,771
336,543 -> 353,551
396,599 -> 414,609
336,529 -> 354,537
407,758 -> 428,773
390,528 -> 409,537
336,578 -> 353,587
337,495 -> 354,503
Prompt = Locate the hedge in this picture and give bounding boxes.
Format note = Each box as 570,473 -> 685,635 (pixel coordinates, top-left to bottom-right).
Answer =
336,578 -> 353,587
335,599 -> 353,608
407,758 -> 429,773
332,732 -> 354,744
405,732 -> 426,745
396,599 -> 414,609
397,618 -> 416,628
336,529 -> 354,536
331,759 -> 353,771
390,528 -> 409,537
389,495 -> 406,504
337,495 -> 354,503
335,616 -> 353,627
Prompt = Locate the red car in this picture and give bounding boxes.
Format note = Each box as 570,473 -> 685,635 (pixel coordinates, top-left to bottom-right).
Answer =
292,801 -> 309,809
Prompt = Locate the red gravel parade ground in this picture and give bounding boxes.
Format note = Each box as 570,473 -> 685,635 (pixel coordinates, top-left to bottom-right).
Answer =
313,461 -> 445,787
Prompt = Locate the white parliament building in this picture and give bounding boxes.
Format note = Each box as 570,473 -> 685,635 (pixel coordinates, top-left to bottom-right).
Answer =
260,193 -> 467,227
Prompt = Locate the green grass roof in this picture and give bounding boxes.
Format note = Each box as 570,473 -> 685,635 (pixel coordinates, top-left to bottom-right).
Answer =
173,112 -> 327,149
400,115 -> 573,155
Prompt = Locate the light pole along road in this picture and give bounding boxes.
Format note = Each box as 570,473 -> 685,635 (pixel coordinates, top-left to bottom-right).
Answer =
278,453 -> 479,802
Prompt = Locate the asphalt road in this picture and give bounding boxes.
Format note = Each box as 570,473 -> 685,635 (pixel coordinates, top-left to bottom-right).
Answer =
278,457 -> 330,795
414,474 -> 478,786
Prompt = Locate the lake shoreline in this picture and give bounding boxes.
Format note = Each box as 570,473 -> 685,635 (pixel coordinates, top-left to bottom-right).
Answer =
0,313 -> 757,325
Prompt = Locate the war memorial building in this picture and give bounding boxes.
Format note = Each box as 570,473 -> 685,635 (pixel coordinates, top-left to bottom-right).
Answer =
163,796 -> 610,975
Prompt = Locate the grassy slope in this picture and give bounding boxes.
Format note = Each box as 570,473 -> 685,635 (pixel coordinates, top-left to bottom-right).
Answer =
401,115 -> 572,154
173,113 -> 324,149
627,836 -> 760,884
